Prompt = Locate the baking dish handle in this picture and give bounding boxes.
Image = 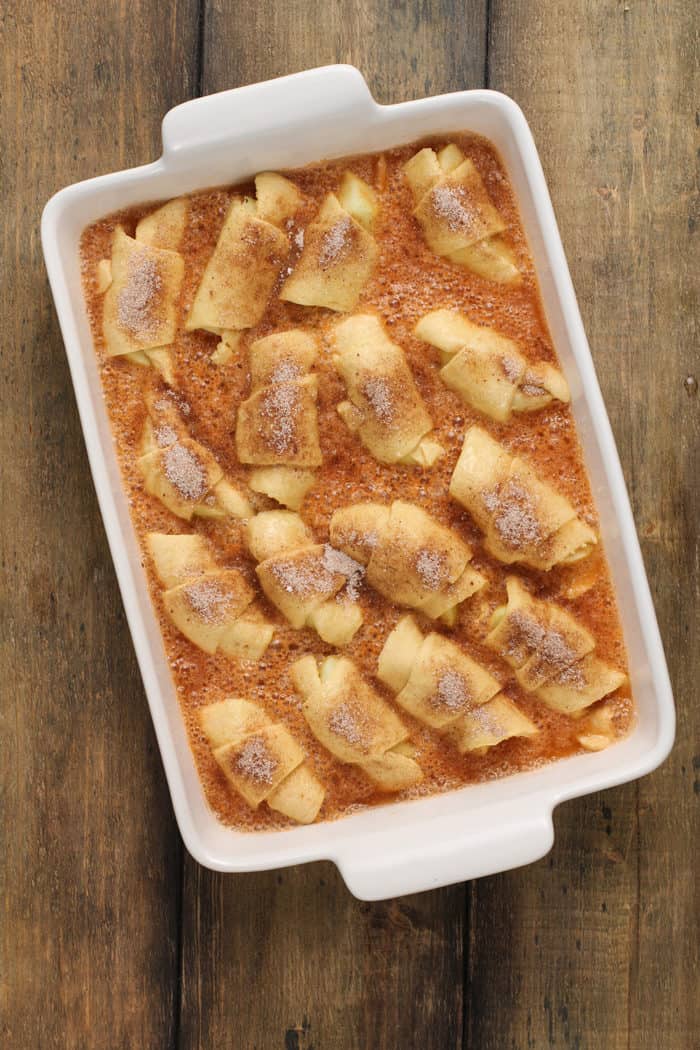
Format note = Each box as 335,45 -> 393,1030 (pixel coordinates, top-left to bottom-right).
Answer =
335,805 -> 555,901
161,65 -> 375,159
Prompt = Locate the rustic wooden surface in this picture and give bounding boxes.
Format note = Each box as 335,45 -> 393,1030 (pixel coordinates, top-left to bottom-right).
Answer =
1,1 -> 697,1047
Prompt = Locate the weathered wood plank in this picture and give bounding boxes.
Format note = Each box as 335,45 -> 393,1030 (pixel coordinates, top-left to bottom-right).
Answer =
178,3 -> 488,1047
201,0 -> 487,102
4,2 -> 694,1047
465,1 -> 699,1047
181,862 -> 465,1050
467,802 -> 639,1049
0,3 -> 199,1047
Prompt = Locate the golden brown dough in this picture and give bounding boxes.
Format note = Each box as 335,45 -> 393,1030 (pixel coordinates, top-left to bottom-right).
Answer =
415,308 -> 569,422
100,202 -> 187,380
404,144 -> 520,283
102,226 -> 184,363
378,614 -> 537,754
147,532 -> 274,660
330,500 -> 485,622
450,427 -> 597,570
186,173 -> 301,334
331,313 -> 443,465
199,698 -> 324,823
138,390 -> 252,521
486,577 -> 626,713
291,655 -> 423,791
246,510 -> 364,646
235,330 -> 322,472
280,186 -> 378,312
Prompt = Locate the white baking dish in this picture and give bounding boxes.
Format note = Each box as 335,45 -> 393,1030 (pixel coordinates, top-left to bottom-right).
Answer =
41,65 -> 675,900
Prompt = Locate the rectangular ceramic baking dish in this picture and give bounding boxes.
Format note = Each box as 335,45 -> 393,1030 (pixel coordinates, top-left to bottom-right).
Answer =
42,65 -> 675,901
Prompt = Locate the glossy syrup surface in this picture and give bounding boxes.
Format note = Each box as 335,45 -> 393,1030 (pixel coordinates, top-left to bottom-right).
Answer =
79,134 -> 633,831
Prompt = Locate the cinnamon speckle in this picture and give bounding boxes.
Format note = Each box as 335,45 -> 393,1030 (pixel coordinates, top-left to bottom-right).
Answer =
235,736 -> 278,783
117,249 -> 163,337
163,443 -> 209,500
318,217 -> 352,268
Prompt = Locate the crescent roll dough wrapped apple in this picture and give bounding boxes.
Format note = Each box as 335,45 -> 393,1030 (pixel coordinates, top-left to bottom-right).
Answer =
135,198 -> 188,251
404,143 -> 520,284
415,309 -> 569,422
291,655 -> 423,791
280,175 -> 378,312
378,615 -> 537,754
147,532 -> 274,660
246,510 -> 364,646
101,215 -> 185,380
199,698 -> 324,823
186,173 -> 301,341
330,314 -> 444,466
329,500 -> 485,623
450,427 -> 597,570
138,391 -> 253,522
236,330 -> 321,509
487,577 -> 626,715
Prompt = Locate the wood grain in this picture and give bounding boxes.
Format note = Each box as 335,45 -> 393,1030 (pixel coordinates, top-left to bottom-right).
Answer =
464,1 -> 699,1047
1,1 -> 697,1048
201,0 -> 488,102
0,3 -> 198,1048
175,4 -> 488,1048
180,862 -> 465,1049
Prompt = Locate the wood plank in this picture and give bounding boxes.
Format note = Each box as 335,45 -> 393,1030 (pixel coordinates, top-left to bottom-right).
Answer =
201,0 -> 487,102
181,862 -> 465,1049
465,1 -> 699,1047
0,3 -> 199,1047
178,3 -> 488,1047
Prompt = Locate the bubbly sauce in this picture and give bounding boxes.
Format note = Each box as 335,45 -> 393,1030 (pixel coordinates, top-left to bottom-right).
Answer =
80,134 -> 633,831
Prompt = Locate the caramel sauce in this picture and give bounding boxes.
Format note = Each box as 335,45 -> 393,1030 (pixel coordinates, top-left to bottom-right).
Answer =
79,134 -> 634,832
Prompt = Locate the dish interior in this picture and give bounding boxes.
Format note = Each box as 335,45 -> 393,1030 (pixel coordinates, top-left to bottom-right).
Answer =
77,133 -> 634,833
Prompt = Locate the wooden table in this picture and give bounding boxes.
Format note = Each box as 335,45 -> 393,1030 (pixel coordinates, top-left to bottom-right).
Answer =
2,2 -> 697,1047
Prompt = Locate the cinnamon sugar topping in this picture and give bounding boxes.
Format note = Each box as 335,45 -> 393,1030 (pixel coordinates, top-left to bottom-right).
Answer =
318,217 -> 352,268
549,659 -> 586,688
234,735 -> 278,783
501,356 -> 522,382
155,392 -> 190,417
430,184 -> 475,234
362,376 -> 394,423
415,548 -> 447,589
483,481 -> 542,549
155,424 -> 178,447
322,545 -> 365,601
507,610 -> 579,674
259,382 -> 301,454
117,249 -> 163,337
468,703 -> 502,734
163,443 -> 208,500
269,545 -> 362,600
183,578 -> 232,623
328,702 -> 372,748
269,360 -> 303,384
270,552 -> 335,597
434,669 -> 471,711
520,377 -> 548,397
